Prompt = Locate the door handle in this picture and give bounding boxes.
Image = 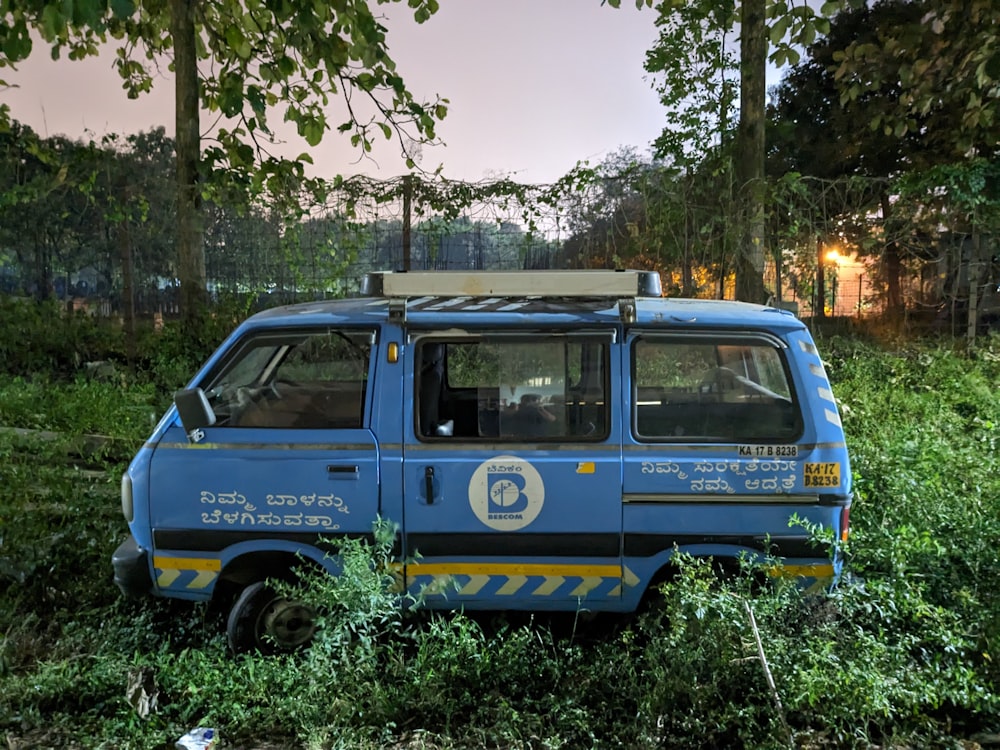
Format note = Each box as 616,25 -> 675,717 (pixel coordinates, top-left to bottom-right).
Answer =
424,466 -> 435,504
327,464 -> 359,479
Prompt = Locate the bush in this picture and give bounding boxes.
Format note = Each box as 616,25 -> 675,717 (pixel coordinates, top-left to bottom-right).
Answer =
2,333 -> 1000,748
0,297 -> 124,376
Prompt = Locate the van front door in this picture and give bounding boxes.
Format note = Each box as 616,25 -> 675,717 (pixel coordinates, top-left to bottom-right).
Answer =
146,326 -> 380,599
402,332 -> 627,612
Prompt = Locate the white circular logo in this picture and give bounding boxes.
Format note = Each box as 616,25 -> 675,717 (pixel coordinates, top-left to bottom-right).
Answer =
468,455 -> 544,531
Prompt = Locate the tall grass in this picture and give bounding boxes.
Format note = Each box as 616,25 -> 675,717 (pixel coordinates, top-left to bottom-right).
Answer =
1,328 -> 999,748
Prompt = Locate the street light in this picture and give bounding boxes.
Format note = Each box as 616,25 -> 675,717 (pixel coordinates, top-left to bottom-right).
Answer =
816,247 -> 847,316
816,242 -> 842,318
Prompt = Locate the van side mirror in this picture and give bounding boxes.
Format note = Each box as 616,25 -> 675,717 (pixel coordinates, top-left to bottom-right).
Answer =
174,388 -> 216,442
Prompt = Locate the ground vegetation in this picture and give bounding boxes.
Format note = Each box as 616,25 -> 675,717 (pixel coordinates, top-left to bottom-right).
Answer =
0,309 -> 998,748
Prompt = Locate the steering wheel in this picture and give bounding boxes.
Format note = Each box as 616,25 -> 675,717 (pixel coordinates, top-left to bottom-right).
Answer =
699,367 -> 738,397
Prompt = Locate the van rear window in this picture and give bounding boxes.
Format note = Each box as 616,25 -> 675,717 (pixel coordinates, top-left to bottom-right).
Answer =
633,337 -> 801,442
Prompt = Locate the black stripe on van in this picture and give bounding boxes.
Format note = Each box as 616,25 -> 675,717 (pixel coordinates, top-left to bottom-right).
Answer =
624,534 -> 821,559
154,528 -> 361,552
404,533 -> 620,558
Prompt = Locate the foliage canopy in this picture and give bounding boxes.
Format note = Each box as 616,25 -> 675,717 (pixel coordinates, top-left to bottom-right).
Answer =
0,0 -> 448,185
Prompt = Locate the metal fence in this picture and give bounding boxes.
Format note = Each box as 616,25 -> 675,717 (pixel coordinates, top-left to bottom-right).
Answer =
1,171 -> 992,329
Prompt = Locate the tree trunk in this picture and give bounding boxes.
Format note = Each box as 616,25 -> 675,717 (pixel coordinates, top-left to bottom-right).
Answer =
734,0 -> 767,303
35,236 -> 52,301
880,193 -> 903,322
681,171 -> 694,296
171,0 -> 208,331
118,183 -> 137,367
967,232 -> 983,349
402,175 -> 412,271
815,235 -> 826,319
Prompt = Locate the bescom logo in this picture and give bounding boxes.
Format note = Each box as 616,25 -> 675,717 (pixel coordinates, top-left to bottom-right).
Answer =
468,455 -> 544,531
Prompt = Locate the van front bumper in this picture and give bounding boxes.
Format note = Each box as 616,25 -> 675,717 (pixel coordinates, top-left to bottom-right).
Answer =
112,535 -> 153,598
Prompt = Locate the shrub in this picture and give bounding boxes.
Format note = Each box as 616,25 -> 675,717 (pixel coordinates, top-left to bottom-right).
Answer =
0,297 -> 124,376
3,334 -> 1000,748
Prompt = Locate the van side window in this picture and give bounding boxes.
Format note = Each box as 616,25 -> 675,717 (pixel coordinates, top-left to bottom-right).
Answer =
633,338 -> 801,441
416,337 -> 608,441
202,328 -> 373,429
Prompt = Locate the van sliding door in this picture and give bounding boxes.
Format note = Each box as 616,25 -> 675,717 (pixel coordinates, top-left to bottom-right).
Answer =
401,330 -> 628,611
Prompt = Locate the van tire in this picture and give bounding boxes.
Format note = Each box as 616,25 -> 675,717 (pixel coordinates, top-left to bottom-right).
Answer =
226,580 -> 317,653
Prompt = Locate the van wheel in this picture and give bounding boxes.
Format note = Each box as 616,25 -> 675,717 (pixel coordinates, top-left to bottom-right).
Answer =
226,581 -> 317,653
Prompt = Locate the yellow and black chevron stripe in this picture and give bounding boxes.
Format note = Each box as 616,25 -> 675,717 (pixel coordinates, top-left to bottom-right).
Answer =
153,555 -> 220,590
768,562 -> 836,595
405,562 -> 640,599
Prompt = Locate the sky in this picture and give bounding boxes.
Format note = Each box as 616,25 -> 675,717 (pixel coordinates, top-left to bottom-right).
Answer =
2,1 -> 670,184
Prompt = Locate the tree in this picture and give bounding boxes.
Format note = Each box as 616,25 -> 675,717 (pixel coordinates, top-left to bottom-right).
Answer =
733,0 -> 767,303
829,0 -> 1000,332
111,128 -> 179,289
1,0 -> 448,328
768,2 -> 939,181
896,160 -> 1000,348
643,0 -> 738,168
559,149 -> 653,271
641,1 -> 738,296
0,124 -> 108,302
96,128 -> 179,360
767,0 -> 935,319
617,0 -> 836,302
834,0 -> 1000,158
773,0 -> 1000,327
0,122 -> 181,338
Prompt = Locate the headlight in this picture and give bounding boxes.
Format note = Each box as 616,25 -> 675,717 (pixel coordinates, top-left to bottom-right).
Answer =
121,472 -> 134,523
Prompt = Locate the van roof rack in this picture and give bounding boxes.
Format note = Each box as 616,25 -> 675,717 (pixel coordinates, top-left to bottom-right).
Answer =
361,269 -> 662,299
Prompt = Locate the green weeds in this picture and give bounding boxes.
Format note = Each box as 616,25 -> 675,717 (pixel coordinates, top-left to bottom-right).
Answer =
1,330 -> 1000,747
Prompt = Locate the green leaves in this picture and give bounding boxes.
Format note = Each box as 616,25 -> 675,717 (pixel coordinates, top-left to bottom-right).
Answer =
643,0 -> 738,167
224,25 -> 252,60
196,0 -> 446,186
108,0 -> 134,19
301,116 -> 325,148
3,0 -> 447,209
769,14 -> 790,44
769,45 -> 798,69
0,17 -> 33,61
409,0 -> 438,24
603,0 -> 656,7
832,0 -> 1000,156
766,0 -> 840,68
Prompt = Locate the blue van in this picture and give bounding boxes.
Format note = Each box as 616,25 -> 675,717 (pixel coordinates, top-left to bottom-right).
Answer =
112,270 -> 852,651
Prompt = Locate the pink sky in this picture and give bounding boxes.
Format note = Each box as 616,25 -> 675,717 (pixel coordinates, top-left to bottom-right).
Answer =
3,1 -> 668,184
